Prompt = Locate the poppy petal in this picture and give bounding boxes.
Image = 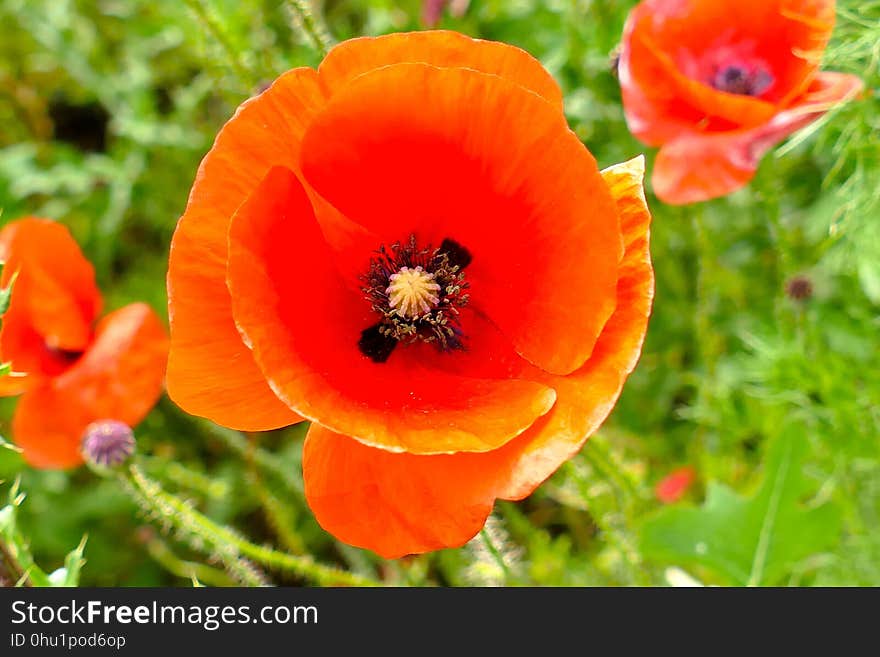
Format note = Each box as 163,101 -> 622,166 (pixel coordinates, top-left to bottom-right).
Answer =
650,0 -> 836,103
318,30 -> 563,108
620,0 -> 837,143
0,372 -> 31,396
0,300 -> 72,382
227,166 -> 557,455
303,158 -> 653,557
12,303 -> 168,469
494,156 -> 654,500
620,6 -> 777,144
652,71 -> 864,204
0,218 -> 101,355
300,62 -> 622,375
166,68 -> 327,430
303,423 -> 501,558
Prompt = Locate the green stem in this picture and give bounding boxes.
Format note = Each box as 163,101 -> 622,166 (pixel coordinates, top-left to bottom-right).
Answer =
121,464 -> 378,587
480,527 -> 513,584
285,0 -> 334,57
757,171 -> 795,329
145,536 -> 236,587
247,469 -> 307,555
579,448 -> 651,586
119,468 -> 266,586
0,538 -> 28,587
182,0 -> 258,87
140,455 -> 229,500
691,205 -> 716,382
585,437 -> 644,505
207,424 -> 303,495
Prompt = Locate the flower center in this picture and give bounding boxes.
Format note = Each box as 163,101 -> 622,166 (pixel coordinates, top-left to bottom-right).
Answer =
358,235 -> 472,363
711,64 -> 773,97
386,266 -> 441,319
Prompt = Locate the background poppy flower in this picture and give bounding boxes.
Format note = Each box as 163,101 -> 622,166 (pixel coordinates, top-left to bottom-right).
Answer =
0,218 -> 168,469
618,0 -> 864,204
655,465 -> 696,504
167,30 -> 653,558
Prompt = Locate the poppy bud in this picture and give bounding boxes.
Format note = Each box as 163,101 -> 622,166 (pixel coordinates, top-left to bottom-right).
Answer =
81,419 -> 136,467
785,275 -> 813,302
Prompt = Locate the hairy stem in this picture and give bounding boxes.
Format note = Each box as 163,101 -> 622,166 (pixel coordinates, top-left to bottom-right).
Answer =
182,0 -> 258,88
120,464 -> 378,587
285,0 -> 334,56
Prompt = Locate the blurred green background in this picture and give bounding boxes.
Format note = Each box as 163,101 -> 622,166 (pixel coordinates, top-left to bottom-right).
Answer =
0,0 -> 877,586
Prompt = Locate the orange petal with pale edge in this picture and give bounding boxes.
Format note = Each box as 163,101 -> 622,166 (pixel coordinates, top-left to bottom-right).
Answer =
227,166 -> 556,455
652,72 -> 864,204
303,424 -> 501,559
495,156 -> 654,499
302,158 -> 653,556
319,30 -> 563,108
12,303 -> 168,469
166,68 -> 326,430
0,218 -> 101,356
301,62 -> 621,376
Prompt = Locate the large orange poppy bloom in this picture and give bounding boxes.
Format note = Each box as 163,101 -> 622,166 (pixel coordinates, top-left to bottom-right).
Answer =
0,218 -> 168,469
167,31 -> 654,558
619,0 -> 863,204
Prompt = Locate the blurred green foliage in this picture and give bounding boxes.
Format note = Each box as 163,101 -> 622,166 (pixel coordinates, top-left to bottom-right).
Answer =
641,429 -> 841,586
0,478 -> 86,586
0,0 -> 877,586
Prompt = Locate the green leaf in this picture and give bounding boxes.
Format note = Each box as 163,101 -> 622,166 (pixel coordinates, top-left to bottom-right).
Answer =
0,479 -> 86,587
640,430 -> 841,586
58,535 -> 88,587
0,267 -> 17,316
0,434 -> 22,453
858,260 -> 880,306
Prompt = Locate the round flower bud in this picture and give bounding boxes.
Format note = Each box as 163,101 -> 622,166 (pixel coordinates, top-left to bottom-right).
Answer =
81,419 -> 135,467
785,275 -> 814,302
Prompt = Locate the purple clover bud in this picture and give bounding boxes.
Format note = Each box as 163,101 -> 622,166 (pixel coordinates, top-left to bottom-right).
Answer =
422,0 -> 470,27
422,0 -> 447,26
81,419 -> 135,467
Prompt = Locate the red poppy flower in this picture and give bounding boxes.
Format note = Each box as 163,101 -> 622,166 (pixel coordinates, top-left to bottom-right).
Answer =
0,218 -> 168,469
166,31 -> 653,558
655,465 -> 696,504
618,0 -> 864,204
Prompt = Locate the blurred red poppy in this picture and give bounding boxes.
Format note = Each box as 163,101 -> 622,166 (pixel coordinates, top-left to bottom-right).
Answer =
0,218 -> 168,469
655,465 -> 696,504
166,31 -> 654,558
423,0 -> 470,27
619,0 -> 863,204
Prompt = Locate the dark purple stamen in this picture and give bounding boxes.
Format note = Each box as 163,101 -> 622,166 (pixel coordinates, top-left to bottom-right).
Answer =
438,238 -> 472,270
81,419 -> 135,467
712,65 -> 773,97
358,236 -> 471,362
358,324 -> 398,363
47,345 -> 84,365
